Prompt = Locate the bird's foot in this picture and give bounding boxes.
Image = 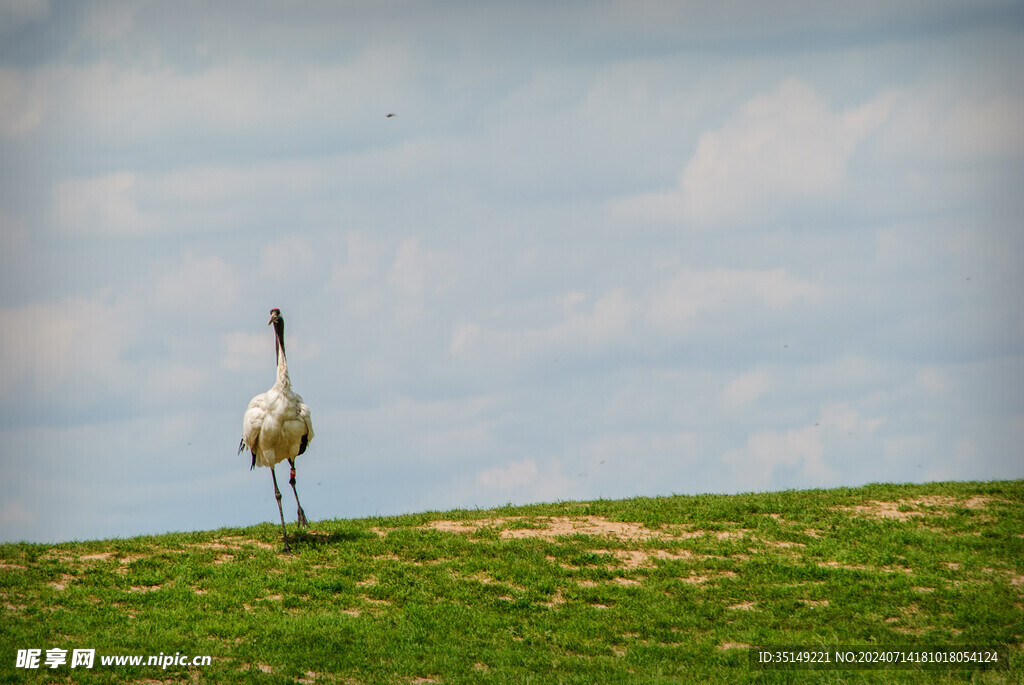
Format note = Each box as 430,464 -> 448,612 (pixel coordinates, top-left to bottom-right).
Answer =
281,539 -> 292,555
296,507 -> 309,528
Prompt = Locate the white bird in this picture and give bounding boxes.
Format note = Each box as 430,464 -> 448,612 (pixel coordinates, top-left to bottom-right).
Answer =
238,308 -> 314,553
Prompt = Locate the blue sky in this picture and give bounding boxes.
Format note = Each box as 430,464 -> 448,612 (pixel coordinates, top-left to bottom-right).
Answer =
1,1 -> 1022,543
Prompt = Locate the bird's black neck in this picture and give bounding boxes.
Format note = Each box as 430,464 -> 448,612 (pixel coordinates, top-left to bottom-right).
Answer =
273,317 -> 291,390
273,317 -> 286,362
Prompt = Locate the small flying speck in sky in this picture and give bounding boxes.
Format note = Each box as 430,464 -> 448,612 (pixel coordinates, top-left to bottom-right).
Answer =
386,113 -> 396,118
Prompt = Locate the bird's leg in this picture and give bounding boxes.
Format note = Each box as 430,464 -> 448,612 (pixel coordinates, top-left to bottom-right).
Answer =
288,459 -> 309,528
271,467 -> 291,554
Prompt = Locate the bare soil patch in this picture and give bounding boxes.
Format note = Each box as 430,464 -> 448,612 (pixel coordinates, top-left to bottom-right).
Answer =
48,573 -> 75,590
195,536 -> 276,551
424,515 -> 670,541
817,561 -> 912,574
423,515 -> 766,548
79,552 -> 114,562
718,642 -> 751,650
728,601 -> 756,610
839,496 -> 996,520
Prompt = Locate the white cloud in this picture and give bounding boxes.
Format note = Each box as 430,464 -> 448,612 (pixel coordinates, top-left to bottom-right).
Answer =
559,291 -> 587,311
452,266 -> 820,360
16,49 -> 416,157
0,68 -> 44,137
386,237 -> 457,325
222,331 -> 269,372
617,79 -> 894,226
259,234 -> 317,282
723,403 -> 884,489
954,438 -> 978,463
450,288 -> 632,360
553,288 -> 632,350
50,159 -> 346,237
151,251 -> 242,317
580,431 -> 699,466
0,0 -> 49,27
81,2 -> 139,41
53,172 -> 156,235
477,458 -> 541,491
476,458 -> 575,502
144,363 -> 206,398
387,237 -> 454,297
329,231 -> 386,288
880,84 -> 1024,162
819,402 -> 886,434
450,322 -> 482,355
646,267 -> 821,331
0,295 -> 135,402
722,369 -> 771,408
422,422 -> 493,454
752,426 -> 824,470
0,498 -> 35,526
328,231 -> 389,318
0,210 -> 30,255
916,367 -> 951,395
882,434 -> 932,463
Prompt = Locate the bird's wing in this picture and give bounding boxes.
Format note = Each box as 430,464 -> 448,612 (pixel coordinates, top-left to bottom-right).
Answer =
298,400 -> 313,451
297,396 -> 313,442
288,390 -> 313,455
240,393 -> 268,455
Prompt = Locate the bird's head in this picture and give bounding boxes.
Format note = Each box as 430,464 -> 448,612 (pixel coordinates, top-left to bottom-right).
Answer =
268,308 -> 282,326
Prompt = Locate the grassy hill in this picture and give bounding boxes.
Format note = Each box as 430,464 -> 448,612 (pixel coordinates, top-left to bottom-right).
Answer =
1,480 -> 1022,683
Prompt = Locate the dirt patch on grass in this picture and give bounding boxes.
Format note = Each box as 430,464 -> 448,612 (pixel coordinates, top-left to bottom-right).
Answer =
817,561 -> 912,574
423,515 -> 771,554
361,596 -> 391,606
79,552 -> 114,562
195,536 -> 276,551
425,515 -> 670,541
455,570 -> 530,594
728,601 -> 756,610
371,554 -> 403,562
839,495 -> 996,520
799,599 -> 829,607
612,577 -> 641,586
556,547 -> 700,570
718,642 -> 751,650
542,589 -> 566,607
48,573 -> 75,590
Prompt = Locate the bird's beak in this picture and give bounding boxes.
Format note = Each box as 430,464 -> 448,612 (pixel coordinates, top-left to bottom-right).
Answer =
268,313 -> 277,326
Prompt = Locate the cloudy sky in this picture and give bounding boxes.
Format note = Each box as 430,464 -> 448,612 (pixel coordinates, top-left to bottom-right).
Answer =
1,1 -> 1022,544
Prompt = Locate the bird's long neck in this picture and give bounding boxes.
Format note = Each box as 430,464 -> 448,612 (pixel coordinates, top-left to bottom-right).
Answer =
273,318 -> 291,390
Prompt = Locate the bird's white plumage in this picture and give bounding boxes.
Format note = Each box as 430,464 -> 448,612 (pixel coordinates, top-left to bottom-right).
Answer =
241,385 -> 313,469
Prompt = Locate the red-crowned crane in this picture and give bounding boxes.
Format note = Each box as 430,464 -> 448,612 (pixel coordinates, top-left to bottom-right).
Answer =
238,308 -> 314,553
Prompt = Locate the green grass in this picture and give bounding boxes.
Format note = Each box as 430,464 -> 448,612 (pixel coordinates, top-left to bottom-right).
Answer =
1,480 -> 1022,683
